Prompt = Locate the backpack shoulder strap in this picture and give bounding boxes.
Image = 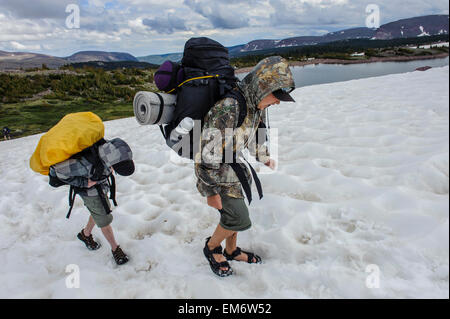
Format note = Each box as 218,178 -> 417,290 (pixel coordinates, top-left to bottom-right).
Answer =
82,139 -> 108,181
223,89 -> 247,128
108,174 -> 118,207
66,185 -> 77,219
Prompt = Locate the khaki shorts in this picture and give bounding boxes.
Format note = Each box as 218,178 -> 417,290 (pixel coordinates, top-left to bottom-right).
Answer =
81,195 -> 113,228
218,195 -> 251,232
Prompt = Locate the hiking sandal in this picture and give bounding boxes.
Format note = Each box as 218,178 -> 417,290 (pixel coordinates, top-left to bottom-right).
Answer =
224,247 -> 262,264
77,229 -> 101,250
112,246 -> 129,265
203,237 -> 233,277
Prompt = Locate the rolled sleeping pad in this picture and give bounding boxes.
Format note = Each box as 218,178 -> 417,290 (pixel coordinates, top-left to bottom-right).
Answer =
133,91 -> 177,125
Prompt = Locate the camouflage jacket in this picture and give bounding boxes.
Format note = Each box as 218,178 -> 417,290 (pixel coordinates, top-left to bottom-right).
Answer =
195,56 -> 295,199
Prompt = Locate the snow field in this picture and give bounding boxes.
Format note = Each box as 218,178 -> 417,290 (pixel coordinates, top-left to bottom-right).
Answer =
0,66 -> 448,298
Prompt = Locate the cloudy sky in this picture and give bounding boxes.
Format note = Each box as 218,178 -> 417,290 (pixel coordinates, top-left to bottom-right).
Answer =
0,0 -> 448,57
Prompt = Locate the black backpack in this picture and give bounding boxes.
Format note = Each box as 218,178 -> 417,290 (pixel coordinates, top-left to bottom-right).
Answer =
156,37 -> 264,204
158,37 -> 248,159
49,139 -> 117,218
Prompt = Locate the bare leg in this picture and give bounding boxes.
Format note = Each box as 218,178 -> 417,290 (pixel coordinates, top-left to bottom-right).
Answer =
83,216 -> 96,237
208,224 -> 235,271
100,225 -> 119,251
225,232 -> 256,263
225,232 -> 238,254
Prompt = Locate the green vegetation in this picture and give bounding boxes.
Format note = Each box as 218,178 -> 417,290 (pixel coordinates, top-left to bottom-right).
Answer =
0,66 -> 158,138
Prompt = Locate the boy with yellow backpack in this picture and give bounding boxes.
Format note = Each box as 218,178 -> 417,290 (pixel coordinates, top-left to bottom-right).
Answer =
30,112 -> 135,265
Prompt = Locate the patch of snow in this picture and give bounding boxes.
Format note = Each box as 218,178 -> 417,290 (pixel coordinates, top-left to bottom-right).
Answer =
0,66 -> 448,299
418,25 -> 430,37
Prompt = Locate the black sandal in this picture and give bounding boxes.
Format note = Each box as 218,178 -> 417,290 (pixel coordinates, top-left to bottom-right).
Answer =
224,247 -> 262,264
77,229 -> 101,250
112,245 -> 129,265
203,237 -> 233,277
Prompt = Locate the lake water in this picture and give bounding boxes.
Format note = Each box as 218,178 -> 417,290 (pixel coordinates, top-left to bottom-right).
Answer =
237,57 -> 449,88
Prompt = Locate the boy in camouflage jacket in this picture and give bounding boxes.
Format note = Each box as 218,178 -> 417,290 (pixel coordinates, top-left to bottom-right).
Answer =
196,56 -> 296,277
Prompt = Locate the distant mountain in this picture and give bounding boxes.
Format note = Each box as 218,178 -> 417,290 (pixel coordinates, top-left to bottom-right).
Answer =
65,51 -> 138,63
227,44 -> 246,54
138,52 -> 183,65
138,44 -> 247,64
241,27 -> 376,51
374,15 -> 449,39
68,60 -> 159,70
1,14 -> 448,71
0,50 -> 139,71
240,14 -> 448,52
0,51 -> 67,70
136,15 -> 448,64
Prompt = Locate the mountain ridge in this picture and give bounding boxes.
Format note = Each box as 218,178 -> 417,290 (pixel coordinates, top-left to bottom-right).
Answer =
1,14 -> 448,70
138,14 -> 449,63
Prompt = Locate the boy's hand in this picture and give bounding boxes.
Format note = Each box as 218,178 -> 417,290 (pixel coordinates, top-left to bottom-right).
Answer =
207,194 -> 223,210
264,159 -> 276,170
87,179 -> 97,188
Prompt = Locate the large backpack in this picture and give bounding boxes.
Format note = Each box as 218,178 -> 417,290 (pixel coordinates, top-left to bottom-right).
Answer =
49,139 -> 118,219
153,37 -> 264,204
155,37 -> 248,160
30,112 -> 105,175
30,112 -> 116,218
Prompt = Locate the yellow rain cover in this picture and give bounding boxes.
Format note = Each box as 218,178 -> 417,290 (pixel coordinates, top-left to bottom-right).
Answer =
30,112 -> 105,175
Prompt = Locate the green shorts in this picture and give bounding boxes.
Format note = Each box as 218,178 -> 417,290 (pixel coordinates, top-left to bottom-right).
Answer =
218,195 -> 251,232
81,195 -> 113,228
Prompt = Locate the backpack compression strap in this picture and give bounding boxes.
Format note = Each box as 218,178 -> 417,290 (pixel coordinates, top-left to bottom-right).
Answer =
66,186 -> 78,219
108,174 -> 118,207
154,92 -> 168,139
94,184 -> 112,214
228,155 -> 263,205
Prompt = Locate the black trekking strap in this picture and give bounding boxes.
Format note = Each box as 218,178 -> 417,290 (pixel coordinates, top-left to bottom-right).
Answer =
227,152 -> 263,205
218,78 -> 232,96
88,139 -> 107,181
95,184 -> 112,214
66,185 -> 78,219
159,125 -> 167,139
229,163 -> 253,204
154,92 -> 168,139
108,174 -> 118,207
154,92 -> 165,125
243,157 -> 263,201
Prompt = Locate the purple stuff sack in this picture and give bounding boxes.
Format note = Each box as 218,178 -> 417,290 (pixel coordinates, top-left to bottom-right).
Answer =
154,61 -> 184,93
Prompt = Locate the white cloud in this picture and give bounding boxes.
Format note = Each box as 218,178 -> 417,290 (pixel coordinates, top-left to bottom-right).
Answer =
0,0 -> 448,56
9,41 -> 42,51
